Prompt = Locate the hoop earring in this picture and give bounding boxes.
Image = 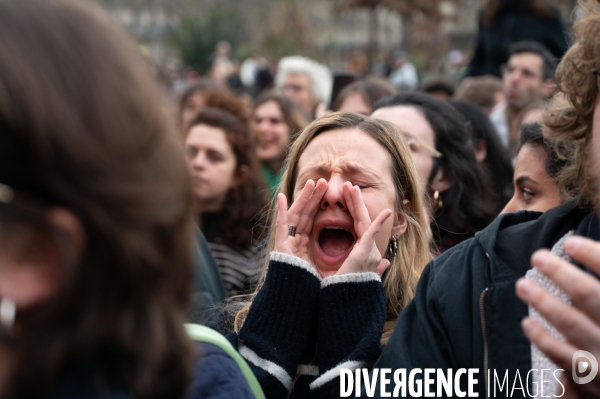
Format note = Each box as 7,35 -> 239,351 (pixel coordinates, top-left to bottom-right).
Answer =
433,190 -> 443,210
0,298 -> 16,342
387,235 -> 398,261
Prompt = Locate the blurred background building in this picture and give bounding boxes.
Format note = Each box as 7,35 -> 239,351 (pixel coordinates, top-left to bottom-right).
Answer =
94,0 -> 578,85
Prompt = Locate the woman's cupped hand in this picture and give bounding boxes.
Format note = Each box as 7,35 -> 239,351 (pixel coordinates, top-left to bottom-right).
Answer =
275,179 -> 392,277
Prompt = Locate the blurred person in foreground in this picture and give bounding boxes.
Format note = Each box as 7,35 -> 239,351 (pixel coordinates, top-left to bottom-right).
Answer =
185,107 -> 268,297
331,77 -> 396,116
253,93 -> 310,194
490,41 -> 557,153
275,56 -> 332,119
213,113 -> 431,397
466,0 -> 568,78
0,0 -> 253,397
370,0 -> 600,396
502,122 -> 570,214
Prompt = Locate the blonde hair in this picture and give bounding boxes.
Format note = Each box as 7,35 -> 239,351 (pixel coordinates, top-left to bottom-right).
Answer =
235,112 -> 431,344
542,0 -> 600,206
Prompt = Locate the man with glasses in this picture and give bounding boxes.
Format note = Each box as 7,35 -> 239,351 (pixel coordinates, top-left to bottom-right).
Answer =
491,41 -> 557,154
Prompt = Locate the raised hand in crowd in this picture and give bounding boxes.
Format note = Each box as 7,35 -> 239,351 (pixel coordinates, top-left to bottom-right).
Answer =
516,236 -> 600,398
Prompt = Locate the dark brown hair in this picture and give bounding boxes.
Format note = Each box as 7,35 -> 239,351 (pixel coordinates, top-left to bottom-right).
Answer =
454,75 -> 504,112
0,0 -> 194,397
202,89 -> 254,128
332,77 -> 397,113
178,79 -> 223,118
253,92 -> 310,139
519,123 -> 571,188
374,93 -> 498,246
188,108 -> 268,249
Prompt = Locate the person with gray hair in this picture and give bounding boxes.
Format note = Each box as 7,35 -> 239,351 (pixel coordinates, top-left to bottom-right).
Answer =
275,55 -> 332,118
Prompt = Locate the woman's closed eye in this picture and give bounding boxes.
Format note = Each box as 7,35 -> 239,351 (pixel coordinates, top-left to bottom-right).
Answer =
353,183 -> 370,189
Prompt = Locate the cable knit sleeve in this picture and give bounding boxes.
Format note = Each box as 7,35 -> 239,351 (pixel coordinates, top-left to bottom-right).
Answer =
309,272 -> 386,397
227,252 -> 321,398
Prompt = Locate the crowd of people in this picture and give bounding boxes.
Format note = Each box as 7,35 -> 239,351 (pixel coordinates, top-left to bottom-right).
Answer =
3,0 -> 600,398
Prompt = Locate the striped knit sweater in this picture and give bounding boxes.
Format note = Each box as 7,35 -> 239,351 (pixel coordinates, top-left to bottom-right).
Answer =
200,211 -> 265,296
207,241 -> 264,296
221,251 -> 387,398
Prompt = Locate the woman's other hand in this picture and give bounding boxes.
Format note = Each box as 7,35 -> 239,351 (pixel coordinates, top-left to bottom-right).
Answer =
336,182 -> 392,276
274,179 -> 327,264
516,236 -> 600,398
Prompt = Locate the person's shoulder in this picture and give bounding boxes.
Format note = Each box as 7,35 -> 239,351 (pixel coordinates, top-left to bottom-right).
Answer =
197,341 -> 234,357
432,236 -> 484,267
54,361 -> 131,399
206,301 -> 246,334
186,342 -> 254,399
424,208 -> 545,284
422,235 -> 489,294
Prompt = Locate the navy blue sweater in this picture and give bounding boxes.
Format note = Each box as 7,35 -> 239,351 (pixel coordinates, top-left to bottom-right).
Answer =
218,251 -> 387,398
185,342 -> 254,399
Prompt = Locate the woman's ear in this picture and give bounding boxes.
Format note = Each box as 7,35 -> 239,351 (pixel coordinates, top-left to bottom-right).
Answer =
232,164 -> 250,188
0,208 -> 85,310
392,200 -> 410,238
430,167 -> 454,194
474,139 -> 488,163
46,207 -> 86,266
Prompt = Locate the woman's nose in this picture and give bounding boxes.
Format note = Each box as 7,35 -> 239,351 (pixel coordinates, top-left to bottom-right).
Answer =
192,152 -> 206,169
320,178 -> 348,211
257,119 -> 269,133
500,195 -> 518,214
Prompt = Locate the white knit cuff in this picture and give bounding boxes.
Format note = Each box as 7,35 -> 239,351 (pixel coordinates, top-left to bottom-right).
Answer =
320,272 -> 381,288
309,360 -> 368,390
239,344 -> 293,390
270,251 -> 322,280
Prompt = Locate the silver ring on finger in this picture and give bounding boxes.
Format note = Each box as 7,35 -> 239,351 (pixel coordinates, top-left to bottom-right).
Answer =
288,225 -> 297,237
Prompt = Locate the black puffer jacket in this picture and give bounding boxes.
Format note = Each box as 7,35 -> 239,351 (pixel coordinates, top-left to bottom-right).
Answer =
371,202 -> 589,398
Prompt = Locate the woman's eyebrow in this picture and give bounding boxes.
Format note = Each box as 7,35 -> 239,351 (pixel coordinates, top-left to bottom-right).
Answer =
297,162 -> 380,180
298,164 -> 329,177
516,175 -> 538,186
339,161 -> 381,179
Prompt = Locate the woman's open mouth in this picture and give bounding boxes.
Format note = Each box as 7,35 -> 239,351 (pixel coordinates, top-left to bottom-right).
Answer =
314,221 -> 357,266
